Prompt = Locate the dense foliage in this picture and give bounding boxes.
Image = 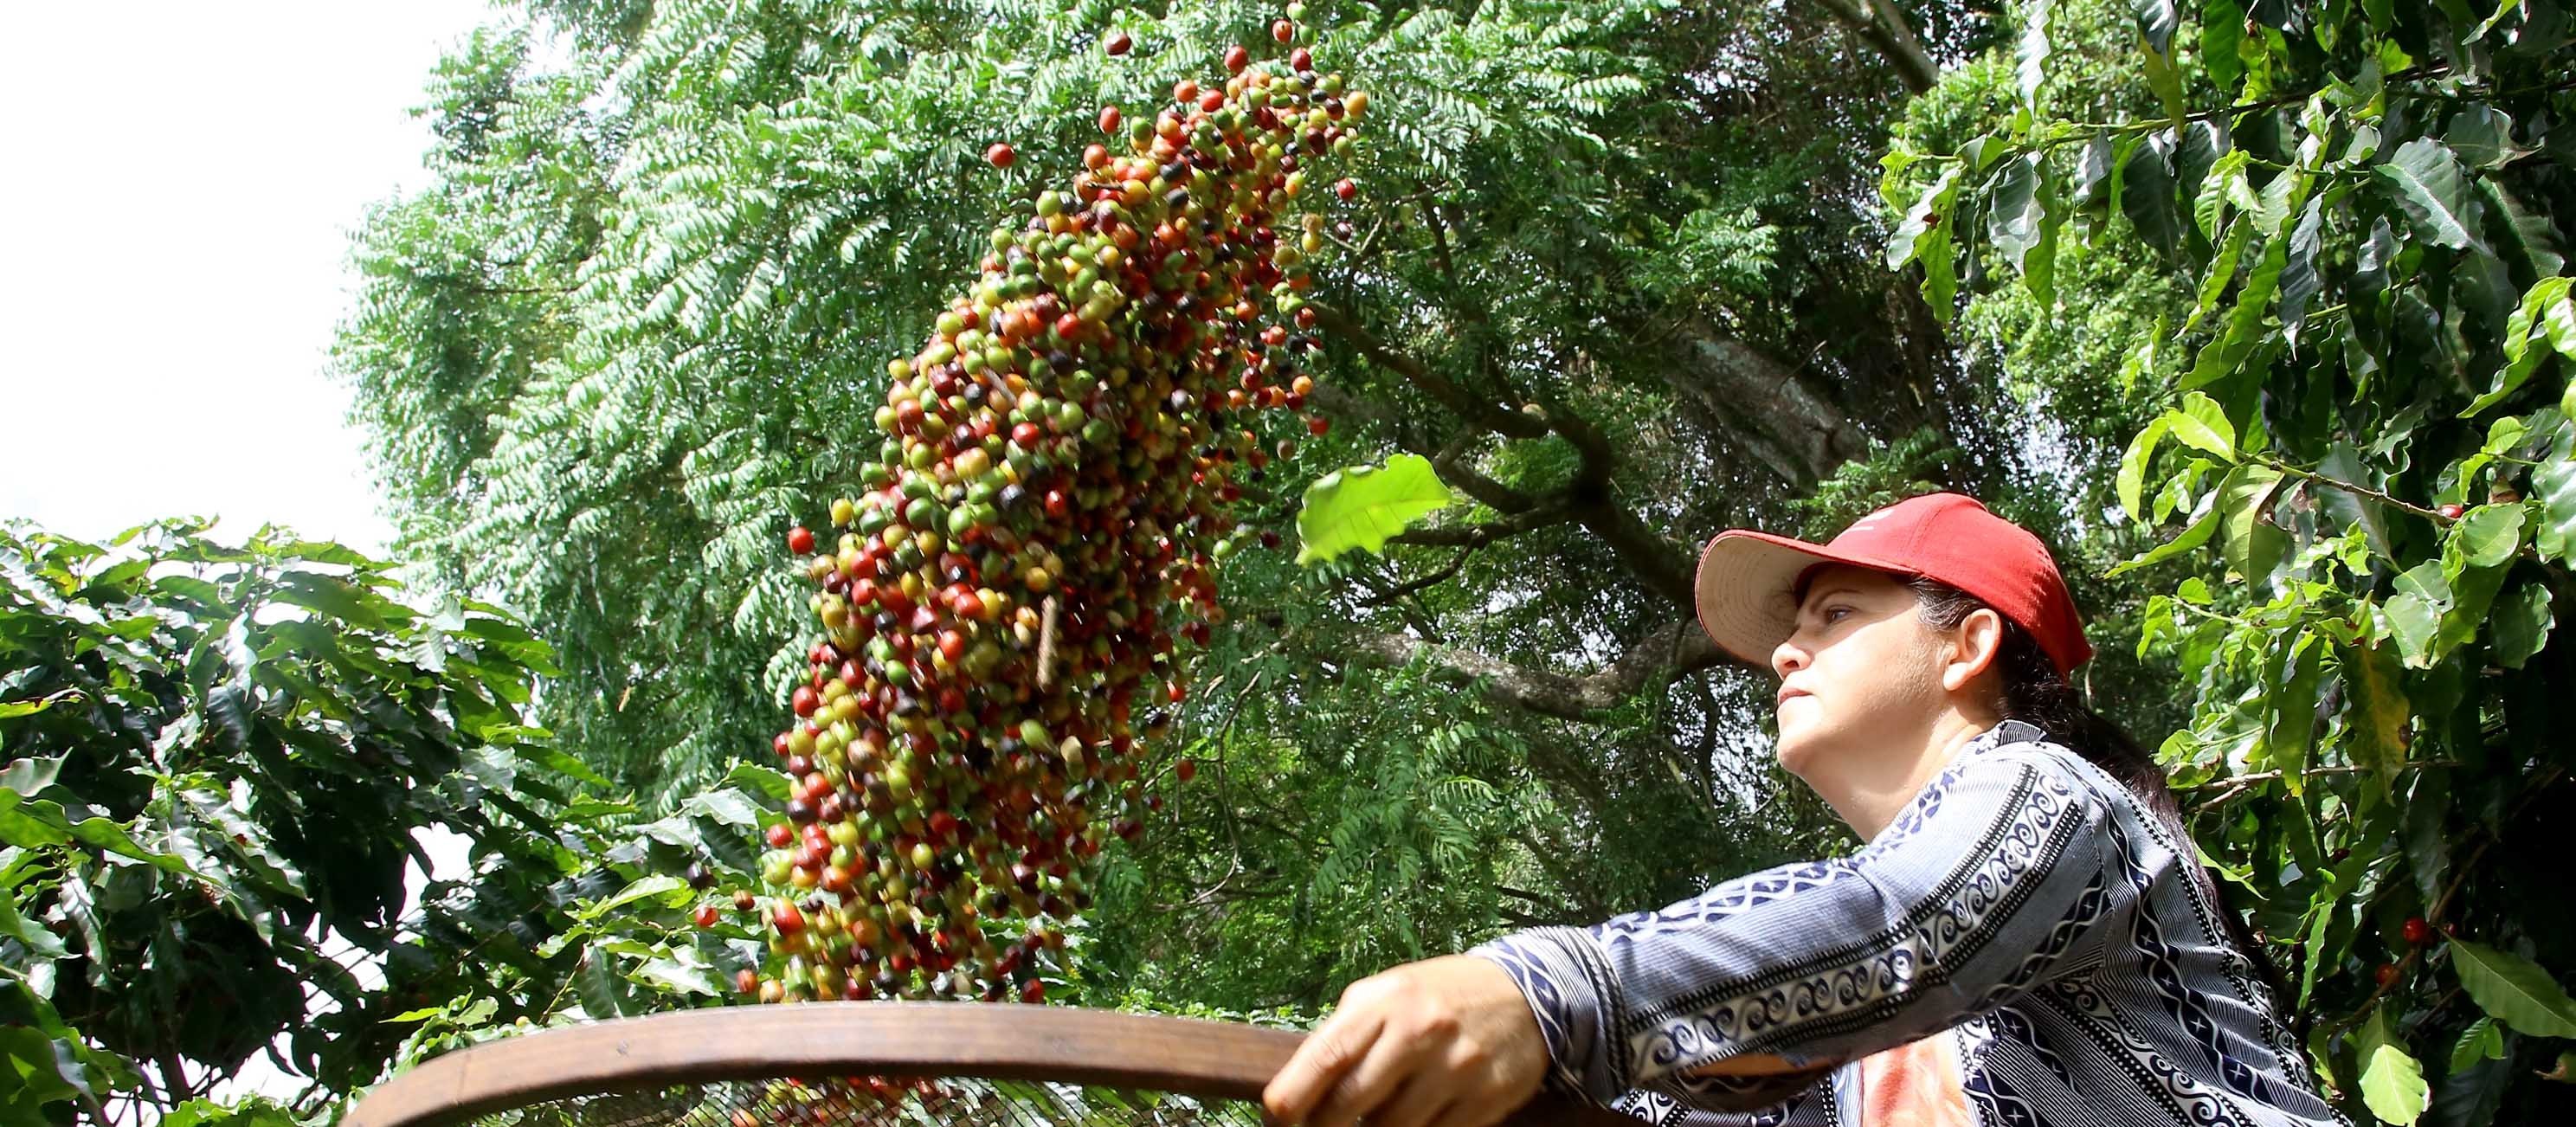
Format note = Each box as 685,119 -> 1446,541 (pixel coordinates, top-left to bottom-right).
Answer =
11,0 -> 2573,1124
1884,1 -> 2576,1121
335,0 -> 2055,1011
0,524 -> 778,1124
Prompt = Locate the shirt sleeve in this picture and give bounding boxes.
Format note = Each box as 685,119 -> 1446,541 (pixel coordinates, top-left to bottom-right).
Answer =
1468,748 -> 2113,1108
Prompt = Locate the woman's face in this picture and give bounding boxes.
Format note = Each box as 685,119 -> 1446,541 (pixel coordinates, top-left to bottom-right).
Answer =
1768,565 -> 1948,777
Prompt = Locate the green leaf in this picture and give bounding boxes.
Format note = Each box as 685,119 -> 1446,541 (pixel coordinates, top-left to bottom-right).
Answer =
520,744 -> 609,789
681,788 -> 770,828
2109,502 -> 2221,576
2450,939 -> 2576,1038
2134,0 -> 2179,54
2194,150 -> 2250,240
1987,155 -> 2046,274
2452,504 -> 2527,568
2472,276 -> 2571,415
2167,391 -> 2238,460
0,757 -> 62,796
2202,0 -> 2247,91
2277,198 -> 2326,339
1295,454 -> 1458,566
2344,639 -> 2411,779
2119,417 -> 2170,522
2536,422 -> 2576,562
2121,132 -> 2183,260
2186,221 -> 2252,336
574,874 -> 690,921
2357,1008 -> 2430,1125
2450,1016 -> 2504,1074
2185,222 -> 2292,390
0,1026 -> 80,1111
2482,179 -> 2566,279
573,947 -> 632,1019
2218,464 -> 2289,580
2317,441 -> 2395,561
1887,164 -> 1963,270
2384,593 -> 2444,668
2017,0 -> 2051,104
2444,106 -> 2517,169
2375,139 -> 2483,251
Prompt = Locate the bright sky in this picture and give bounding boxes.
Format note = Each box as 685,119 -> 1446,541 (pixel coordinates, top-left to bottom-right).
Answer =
1,2 -> 501,1109
1,0 -> 498,556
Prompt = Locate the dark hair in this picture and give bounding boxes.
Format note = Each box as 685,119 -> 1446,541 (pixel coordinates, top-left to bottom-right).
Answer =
1905,576 -> 2288,1002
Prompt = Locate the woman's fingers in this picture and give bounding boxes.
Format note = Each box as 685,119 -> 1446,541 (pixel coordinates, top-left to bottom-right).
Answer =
1264,1002 -> 1387,1125
1305,1022 -> 1449,1127
1363,1073 -> 1459,1127
1265,957 -> 1547,1127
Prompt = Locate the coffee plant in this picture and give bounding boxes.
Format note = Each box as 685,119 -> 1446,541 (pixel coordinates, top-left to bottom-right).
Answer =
1883,1 -> 2576,1121
0,522 -> 776,1123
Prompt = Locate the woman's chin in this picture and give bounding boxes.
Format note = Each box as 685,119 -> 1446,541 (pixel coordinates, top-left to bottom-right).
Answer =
1772,724 -> 1822,778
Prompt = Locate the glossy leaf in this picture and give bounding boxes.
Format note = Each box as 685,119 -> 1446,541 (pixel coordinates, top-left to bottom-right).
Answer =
2451,939 -> 2576,1039
2450,1017 -> 2504,1074
2358,1008 -> 2430,1125
2167,391 -> 2238,460
1295,454 -> 1458,566
2376,139 -> 2483,251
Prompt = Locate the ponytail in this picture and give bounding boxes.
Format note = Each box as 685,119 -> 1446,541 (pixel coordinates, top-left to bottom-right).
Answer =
1904,577 -> 2289,1002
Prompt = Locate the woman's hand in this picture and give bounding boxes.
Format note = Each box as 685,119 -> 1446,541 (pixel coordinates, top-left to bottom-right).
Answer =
1261,955 -> 1549,1127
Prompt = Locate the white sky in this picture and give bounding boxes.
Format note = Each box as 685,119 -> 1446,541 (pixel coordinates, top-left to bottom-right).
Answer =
0,1 -> 503,1110
1,0 -> 500,556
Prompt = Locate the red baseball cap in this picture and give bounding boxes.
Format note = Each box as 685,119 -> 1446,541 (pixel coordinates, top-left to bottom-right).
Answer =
1693,493 -> 2094,675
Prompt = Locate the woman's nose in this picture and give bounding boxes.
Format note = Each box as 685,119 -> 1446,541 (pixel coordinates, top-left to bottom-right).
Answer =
1771,637 -> 1807,679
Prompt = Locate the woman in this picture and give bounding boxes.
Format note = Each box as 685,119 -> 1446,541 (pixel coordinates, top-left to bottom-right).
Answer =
1262,493 -> 2344,1127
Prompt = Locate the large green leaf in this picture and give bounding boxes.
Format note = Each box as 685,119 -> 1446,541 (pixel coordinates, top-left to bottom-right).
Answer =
1295,454 -> 1458,566
2166,391 -> 2238,460
2109,502 -> 2221,576
2450,939 -> 2576,1039
573,874 -> 690,921
2452,504 -> 2526,568
2118,417 -> 2170,522
2017,0 -> 2051,105
2218,464 -> 2289,581
2121,132 -> 2182,260
2493,580 -> 2553,669
2358,1008 -> 2430,1125
2135,0 -> 2178,55
2344,639 -> 2410,779
2375,139 -> 2482,251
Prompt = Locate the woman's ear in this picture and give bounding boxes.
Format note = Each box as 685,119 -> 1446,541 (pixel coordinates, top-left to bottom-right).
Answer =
1939,607 -> 2006,692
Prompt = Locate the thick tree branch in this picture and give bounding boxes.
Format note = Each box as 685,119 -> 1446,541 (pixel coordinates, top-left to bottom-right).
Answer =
1350,618 -> 1729,720
1311,305 -> 1549,441
1653,316 -> 1871,487
1814,0 -> 1940,93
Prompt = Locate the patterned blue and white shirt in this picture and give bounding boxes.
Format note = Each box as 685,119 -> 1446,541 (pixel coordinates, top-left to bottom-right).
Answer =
1469,720 -> 2346,1127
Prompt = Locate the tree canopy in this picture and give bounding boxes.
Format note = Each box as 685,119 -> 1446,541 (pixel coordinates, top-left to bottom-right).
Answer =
7,0 -> 2574,1124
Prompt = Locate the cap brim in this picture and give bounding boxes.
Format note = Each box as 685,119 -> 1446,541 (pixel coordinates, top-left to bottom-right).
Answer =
1692,531 -> 1915,668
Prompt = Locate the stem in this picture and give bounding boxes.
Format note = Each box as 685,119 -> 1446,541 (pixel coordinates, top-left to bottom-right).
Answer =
2253,455 -> 2453,523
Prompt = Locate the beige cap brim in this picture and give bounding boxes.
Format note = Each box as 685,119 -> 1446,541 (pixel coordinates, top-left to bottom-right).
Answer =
1692,531 -> 1914,668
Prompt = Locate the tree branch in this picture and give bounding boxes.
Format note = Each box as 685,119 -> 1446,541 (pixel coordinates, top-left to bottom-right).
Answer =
1814,0 -> 1940,93
1350,618 -> 1729,720
1311,305 -> 1549,441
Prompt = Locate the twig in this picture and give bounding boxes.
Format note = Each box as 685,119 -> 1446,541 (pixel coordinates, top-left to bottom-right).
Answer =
1036,596 -> 1060,691
2252,455 -> 2455,524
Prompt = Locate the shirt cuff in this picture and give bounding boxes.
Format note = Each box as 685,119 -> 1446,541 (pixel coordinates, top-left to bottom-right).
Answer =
1469,926 -> 1626,1105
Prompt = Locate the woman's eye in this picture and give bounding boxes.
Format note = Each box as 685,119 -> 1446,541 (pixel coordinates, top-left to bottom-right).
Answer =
1821,607 -> 1851,624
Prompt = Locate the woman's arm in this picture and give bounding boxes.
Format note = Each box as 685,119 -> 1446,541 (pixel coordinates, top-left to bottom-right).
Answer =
1468,750 -> 2111,1107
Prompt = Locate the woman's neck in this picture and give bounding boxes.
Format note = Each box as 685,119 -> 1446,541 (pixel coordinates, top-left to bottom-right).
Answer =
1822,711 -> 1999,840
